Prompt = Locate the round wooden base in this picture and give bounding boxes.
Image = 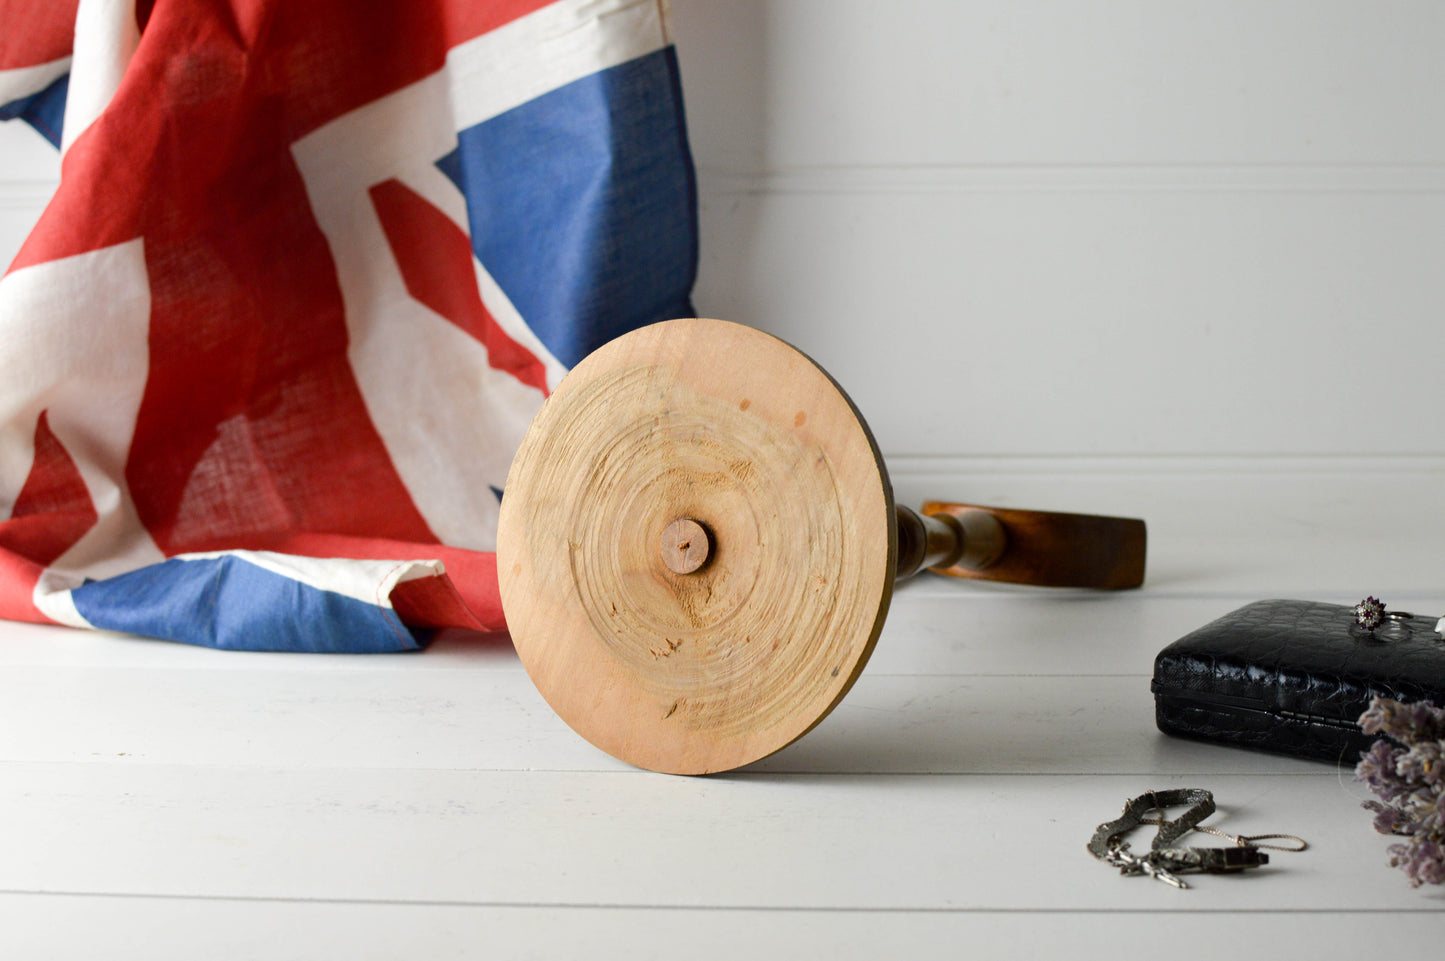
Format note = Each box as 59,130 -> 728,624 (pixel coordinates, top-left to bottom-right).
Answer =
497,319 -> 896,774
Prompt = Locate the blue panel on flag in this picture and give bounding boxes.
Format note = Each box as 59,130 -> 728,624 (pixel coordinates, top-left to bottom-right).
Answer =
0,73 -> 68,147
437,47 -> 697,369
71,556 -> 425,653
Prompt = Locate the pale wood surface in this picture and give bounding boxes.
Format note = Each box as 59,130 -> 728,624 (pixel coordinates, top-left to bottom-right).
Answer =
497,319 -> 894,775
1,471 -> 1442,959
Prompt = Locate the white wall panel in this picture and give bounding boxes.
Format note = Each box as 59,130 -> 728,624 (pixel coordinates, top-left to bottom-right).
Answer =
695,184 -> 1445,456
674,0 -> 1445,168
0,124 -> 56,269
0,122 -> 59,179
670,0 -> 1445,460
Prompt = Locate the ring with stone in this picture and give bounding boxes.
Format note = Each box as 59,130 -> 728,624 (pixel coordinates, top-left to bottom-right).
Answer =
1353,596 -> 1412,632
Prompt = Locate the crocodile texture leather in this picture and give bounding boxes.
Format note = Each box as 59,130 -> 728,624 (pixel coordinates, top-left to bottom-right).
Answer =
1152,599 -> 1445,764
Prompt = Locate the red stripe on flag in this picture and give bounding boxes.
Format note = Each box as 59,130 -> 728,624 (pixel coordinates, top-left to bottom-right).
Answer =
0,410 -> 95,624
0,410 -> 96,566
388,573 -> 486,632
0,551 -> 48,623
0,0 -> 80,71
438,0 -> 559,56
370,177 -> 550,396
257,531 -> 504,632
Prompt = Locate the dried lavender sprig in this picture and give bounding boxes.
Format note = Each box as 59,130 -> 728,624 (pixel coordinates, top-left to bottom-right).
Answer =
1388,840 -> 1445,887
1358,696 -> 1445,743
1396,740 -> 1445,792
1356,740 -> 1413,803
1355,696 -> 1445,888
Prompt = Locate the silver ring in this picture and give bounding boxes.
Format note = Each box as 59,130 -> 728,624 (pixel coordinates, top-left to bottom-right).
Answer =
1353,596 -> 1412,632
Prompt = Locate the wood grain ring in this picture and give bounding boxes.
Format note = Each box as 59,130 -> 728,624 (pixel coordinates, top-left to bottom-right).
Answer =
496,318 -> 896,774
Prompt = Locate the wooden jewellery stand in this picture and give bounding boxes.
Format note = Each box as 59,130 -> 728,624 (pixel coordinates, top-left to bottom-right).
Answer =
497,318 -> 1146,775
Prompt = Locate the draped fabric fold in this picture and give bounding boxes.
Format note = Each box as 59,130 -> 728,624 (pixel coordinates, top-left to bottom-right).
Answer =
0,0 -> 697,650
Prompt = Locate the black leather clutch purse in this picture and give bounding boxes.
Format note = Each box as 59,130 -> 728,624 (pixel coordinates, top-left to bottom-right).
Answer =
1152,599 -> 1445,764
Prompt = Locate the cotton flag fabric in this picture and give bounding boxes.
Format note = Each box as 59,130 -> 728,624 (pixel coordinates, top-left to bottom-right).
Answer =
0,0 -> 697,651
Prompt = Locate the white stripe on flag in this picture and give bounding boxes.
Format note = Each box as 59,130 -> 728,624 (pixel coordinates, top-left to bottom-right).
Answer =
445,0 -> 668,131
61,0 -> 140,157
0,239 -> 162,626
398,163 -> 567,392
290,0 -> 670,552
0,57 -> 72,106
171,550 -> 446,608
294,80 -> 543,552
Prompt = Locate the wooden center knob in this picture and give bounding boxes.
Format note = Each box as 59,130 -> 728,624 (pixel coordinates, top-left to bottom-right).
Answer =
660,518 -> 711,574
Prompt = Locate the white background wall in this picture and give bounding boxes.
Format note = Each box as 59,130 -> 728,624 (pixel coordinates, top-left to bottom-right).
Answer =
3,2 -> 1442,523
670,0 -> 1445,478
0,123 -> 54,269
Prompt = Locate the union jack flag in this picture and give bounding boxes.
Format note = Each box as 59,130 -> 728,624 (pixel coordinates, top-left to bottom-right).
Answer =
0,0 -> 697,651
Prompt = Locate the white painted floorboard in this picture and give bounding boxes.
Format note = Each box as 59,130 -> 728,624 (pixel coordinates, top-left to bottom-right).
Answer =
1,479 -> 1442,958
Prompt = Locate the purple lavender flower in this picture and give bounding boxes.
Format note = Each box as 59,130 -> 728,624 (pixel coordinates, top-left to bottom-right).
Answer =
1409,842 -> 1445,886
1356,696 -> 1445,887
1367,801 -> 1408,835
1359,696 -> 1445,742
1355,740 -> 1413,803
